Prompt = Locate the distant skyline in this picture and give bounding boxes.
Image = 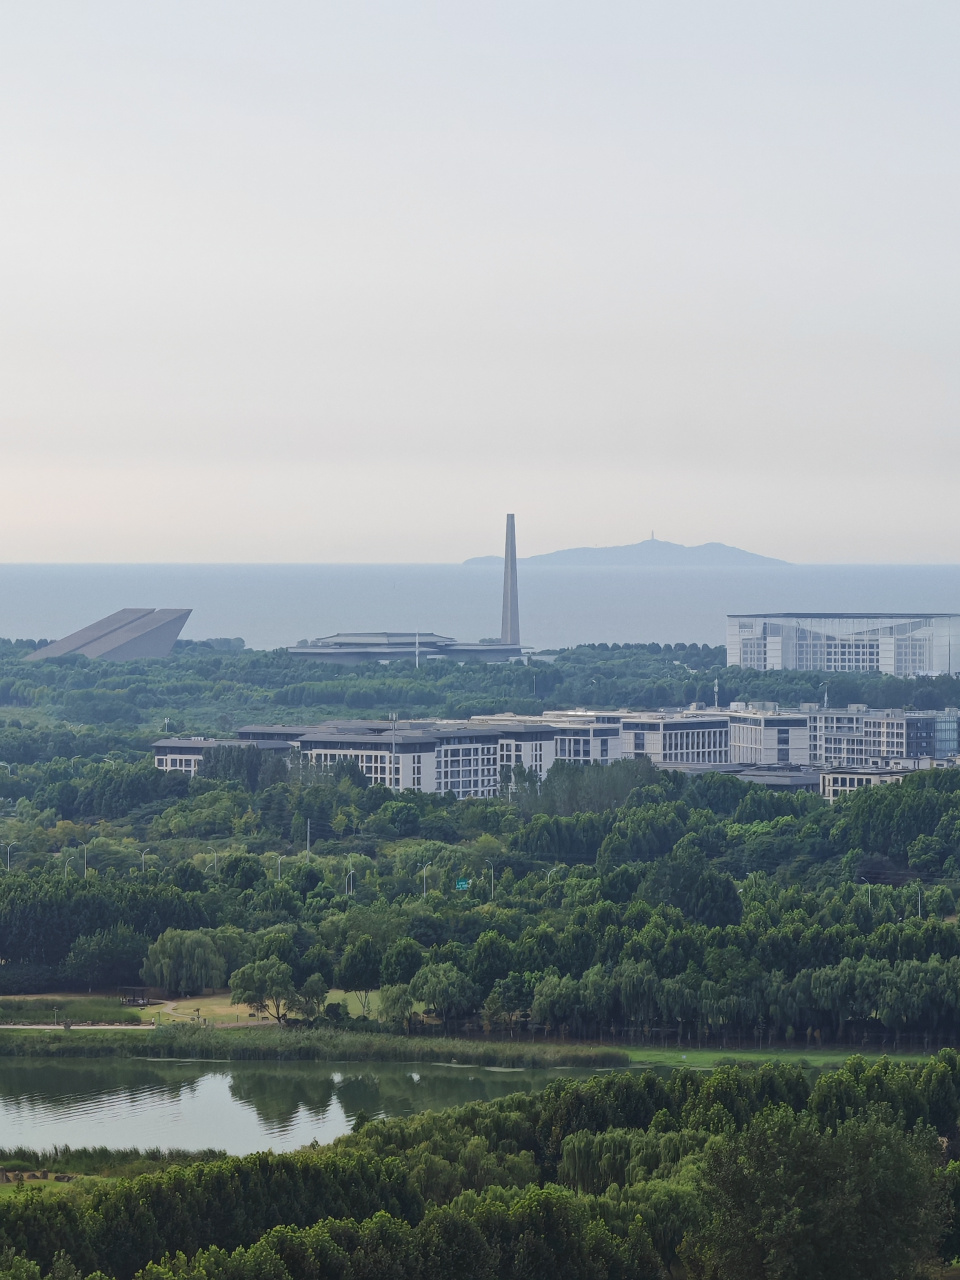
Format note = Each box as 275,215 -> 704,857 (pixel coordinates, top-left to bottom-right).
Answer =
2,3 -> 959,564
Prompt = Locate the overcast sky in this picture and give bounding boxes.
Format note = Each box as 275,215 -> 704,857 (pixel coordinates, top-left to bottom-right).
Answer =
1,3 -> 958,564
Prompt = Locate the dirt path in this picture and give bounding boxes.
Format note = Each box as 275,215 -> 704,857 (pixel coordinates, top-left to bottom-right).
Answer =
0,1023 -> 154,1030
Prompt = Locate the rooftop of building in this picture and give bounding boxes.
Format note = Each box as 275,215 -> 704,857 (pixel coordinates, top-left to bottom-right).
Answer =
26,607 -> 192,663
153,737 -> 292,750
728,611 -> 960,619
294,632 -> 457,647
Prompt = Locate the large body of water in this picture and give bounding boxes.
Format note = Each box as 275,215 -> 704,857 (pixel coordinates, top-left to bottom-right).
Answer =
0,1058 -> 589,1155
2,562 -> 960,651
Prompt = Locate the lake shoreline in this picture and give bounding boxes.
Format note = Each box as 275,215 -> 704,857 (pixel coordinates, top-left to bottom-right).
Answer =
0,1053 -> 601,1155
0,1024 -> 628,1069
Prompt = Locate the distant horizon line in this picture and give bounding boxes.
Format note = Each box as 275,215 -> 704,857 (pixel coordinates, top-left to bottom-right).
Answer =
2,559 -> 960,569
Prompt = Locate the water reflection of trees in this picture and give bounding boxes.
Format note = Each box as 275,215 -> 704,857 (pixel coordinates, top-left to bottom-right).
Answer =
224,1064 -> 562,1130
226,1068 -> 338,1128
0,1060 -> 211,1108
0,1060 -> 586,1138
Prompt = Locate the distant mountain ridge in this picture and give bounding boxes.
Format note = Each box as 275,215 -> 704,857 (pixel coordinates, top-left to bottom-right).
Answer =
464,537 -> 789,568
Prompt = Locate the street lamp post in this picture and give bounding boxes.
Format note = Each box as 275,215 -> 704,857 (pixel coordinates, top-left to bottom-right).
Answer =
860,877 -> 872,910
3,843 -> 15,871
418,862 -> 431,898
485,858 -> 495,901
140,851 -> 147,874
63,856 -> 74,879
207,847 -> 219,875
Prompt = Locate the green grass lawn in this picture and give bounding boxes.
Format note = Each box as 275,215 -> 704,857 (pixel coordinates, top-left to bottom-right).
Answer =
0,996 -> 142,1026
0,1177 -> 98,1198
626,1044 -> 939,1070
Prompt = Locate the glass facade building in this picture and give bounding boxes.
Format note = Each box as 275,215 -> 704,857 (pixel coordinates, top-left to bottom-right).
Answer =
727,614 -> 960,677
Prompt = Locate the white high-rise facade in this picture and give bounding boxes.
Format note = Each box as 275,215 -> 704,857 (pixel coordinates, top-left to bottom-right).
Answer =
727,614 -> 960,676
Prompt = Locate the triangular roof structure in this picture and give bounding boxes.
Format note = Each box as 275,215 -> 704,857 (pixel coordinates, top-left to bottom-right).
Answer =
27,608 -> 192,661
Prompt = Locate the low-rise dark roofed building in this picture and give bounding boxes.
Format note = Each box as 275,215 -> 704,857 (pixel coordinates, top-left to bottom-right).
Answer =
297,721 -> 503,795
287,632 -> 522,665
153,736 -> 292,777
238,720 -> 448,741
235,725 -> 321,741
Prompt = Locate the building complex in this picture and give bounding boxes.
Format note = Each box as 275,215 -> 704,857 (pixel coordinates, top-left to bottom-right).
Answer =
805,706 -> 959,767
727,613 -> 960,676
151,580 -> 960,795
155,698 -> 960,798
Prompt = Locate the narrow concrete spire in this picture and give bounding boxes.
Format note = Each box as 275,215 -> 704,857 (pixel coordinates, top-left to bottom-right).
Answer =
501,514 -> 520,646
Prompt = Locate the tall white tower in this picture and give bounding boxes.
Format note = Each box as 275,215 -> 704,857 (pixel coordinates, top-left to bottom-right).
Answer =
500,514 -> 520,646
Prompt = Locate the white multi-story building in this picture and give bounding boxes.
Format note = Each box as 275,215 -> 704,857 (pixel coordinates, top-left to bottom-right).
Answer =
819,766 -> 908,802
235,713 -> 666,795
819,758 -> 953,802
291,719 -> 587,799
727,709 -> 809,765
484,711 -> 624,768
294,723 -> 504,798
614,708 -> 808,767
805,706 -> 959,766
617,713 -> 730,766
727,613 -> 960,676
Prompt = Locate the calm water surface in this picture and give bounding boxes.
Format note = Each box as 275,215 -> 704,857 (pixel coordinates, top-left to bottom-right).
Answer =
0,1059 -> 592,1154
3,562 -> 960,650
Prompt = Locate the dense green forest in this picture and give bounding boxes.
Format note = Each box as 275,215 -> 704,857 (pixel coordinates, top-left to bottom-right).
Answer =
2,633 -> 960,1053
0,1055 -> 958,1279
3,636 -> 960,734
3,745 -> 960,1047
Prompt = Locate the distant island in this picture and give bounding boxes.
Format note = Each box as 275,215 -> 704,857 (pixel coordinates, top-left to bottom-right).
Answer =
464,536 -> 788,568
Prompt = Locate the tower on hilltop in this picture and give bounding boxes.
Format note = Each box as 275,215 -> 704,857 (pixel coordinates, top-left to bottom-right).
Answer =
500,514 -> 520,647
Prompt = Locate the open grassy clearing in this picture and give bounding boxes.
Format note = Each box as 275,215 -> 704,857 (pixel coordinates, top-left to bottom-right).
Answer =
161,988 -> 385,1023
0,995 -> 143,1026
0,990 -> 383,1028
0,1176 -> 103,1198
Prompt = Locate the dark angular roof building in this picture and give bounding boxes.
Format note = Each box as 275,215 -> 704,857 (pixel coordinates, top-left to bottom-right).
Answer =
26,608 -> 192,662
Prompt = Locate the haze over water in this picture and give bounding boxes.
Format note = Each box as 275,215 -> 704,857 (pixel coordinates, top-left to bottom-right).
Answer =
2,562 -> 960,652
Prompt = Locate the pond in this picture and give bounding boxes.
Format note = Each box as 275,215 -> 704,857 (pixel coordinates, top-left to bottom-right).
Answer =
0,1058 -> 595,1154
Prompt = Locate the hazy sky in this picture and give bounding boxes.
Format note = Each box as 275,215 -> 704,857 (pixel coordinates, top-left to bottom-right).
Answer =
2,3 -> 958,564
